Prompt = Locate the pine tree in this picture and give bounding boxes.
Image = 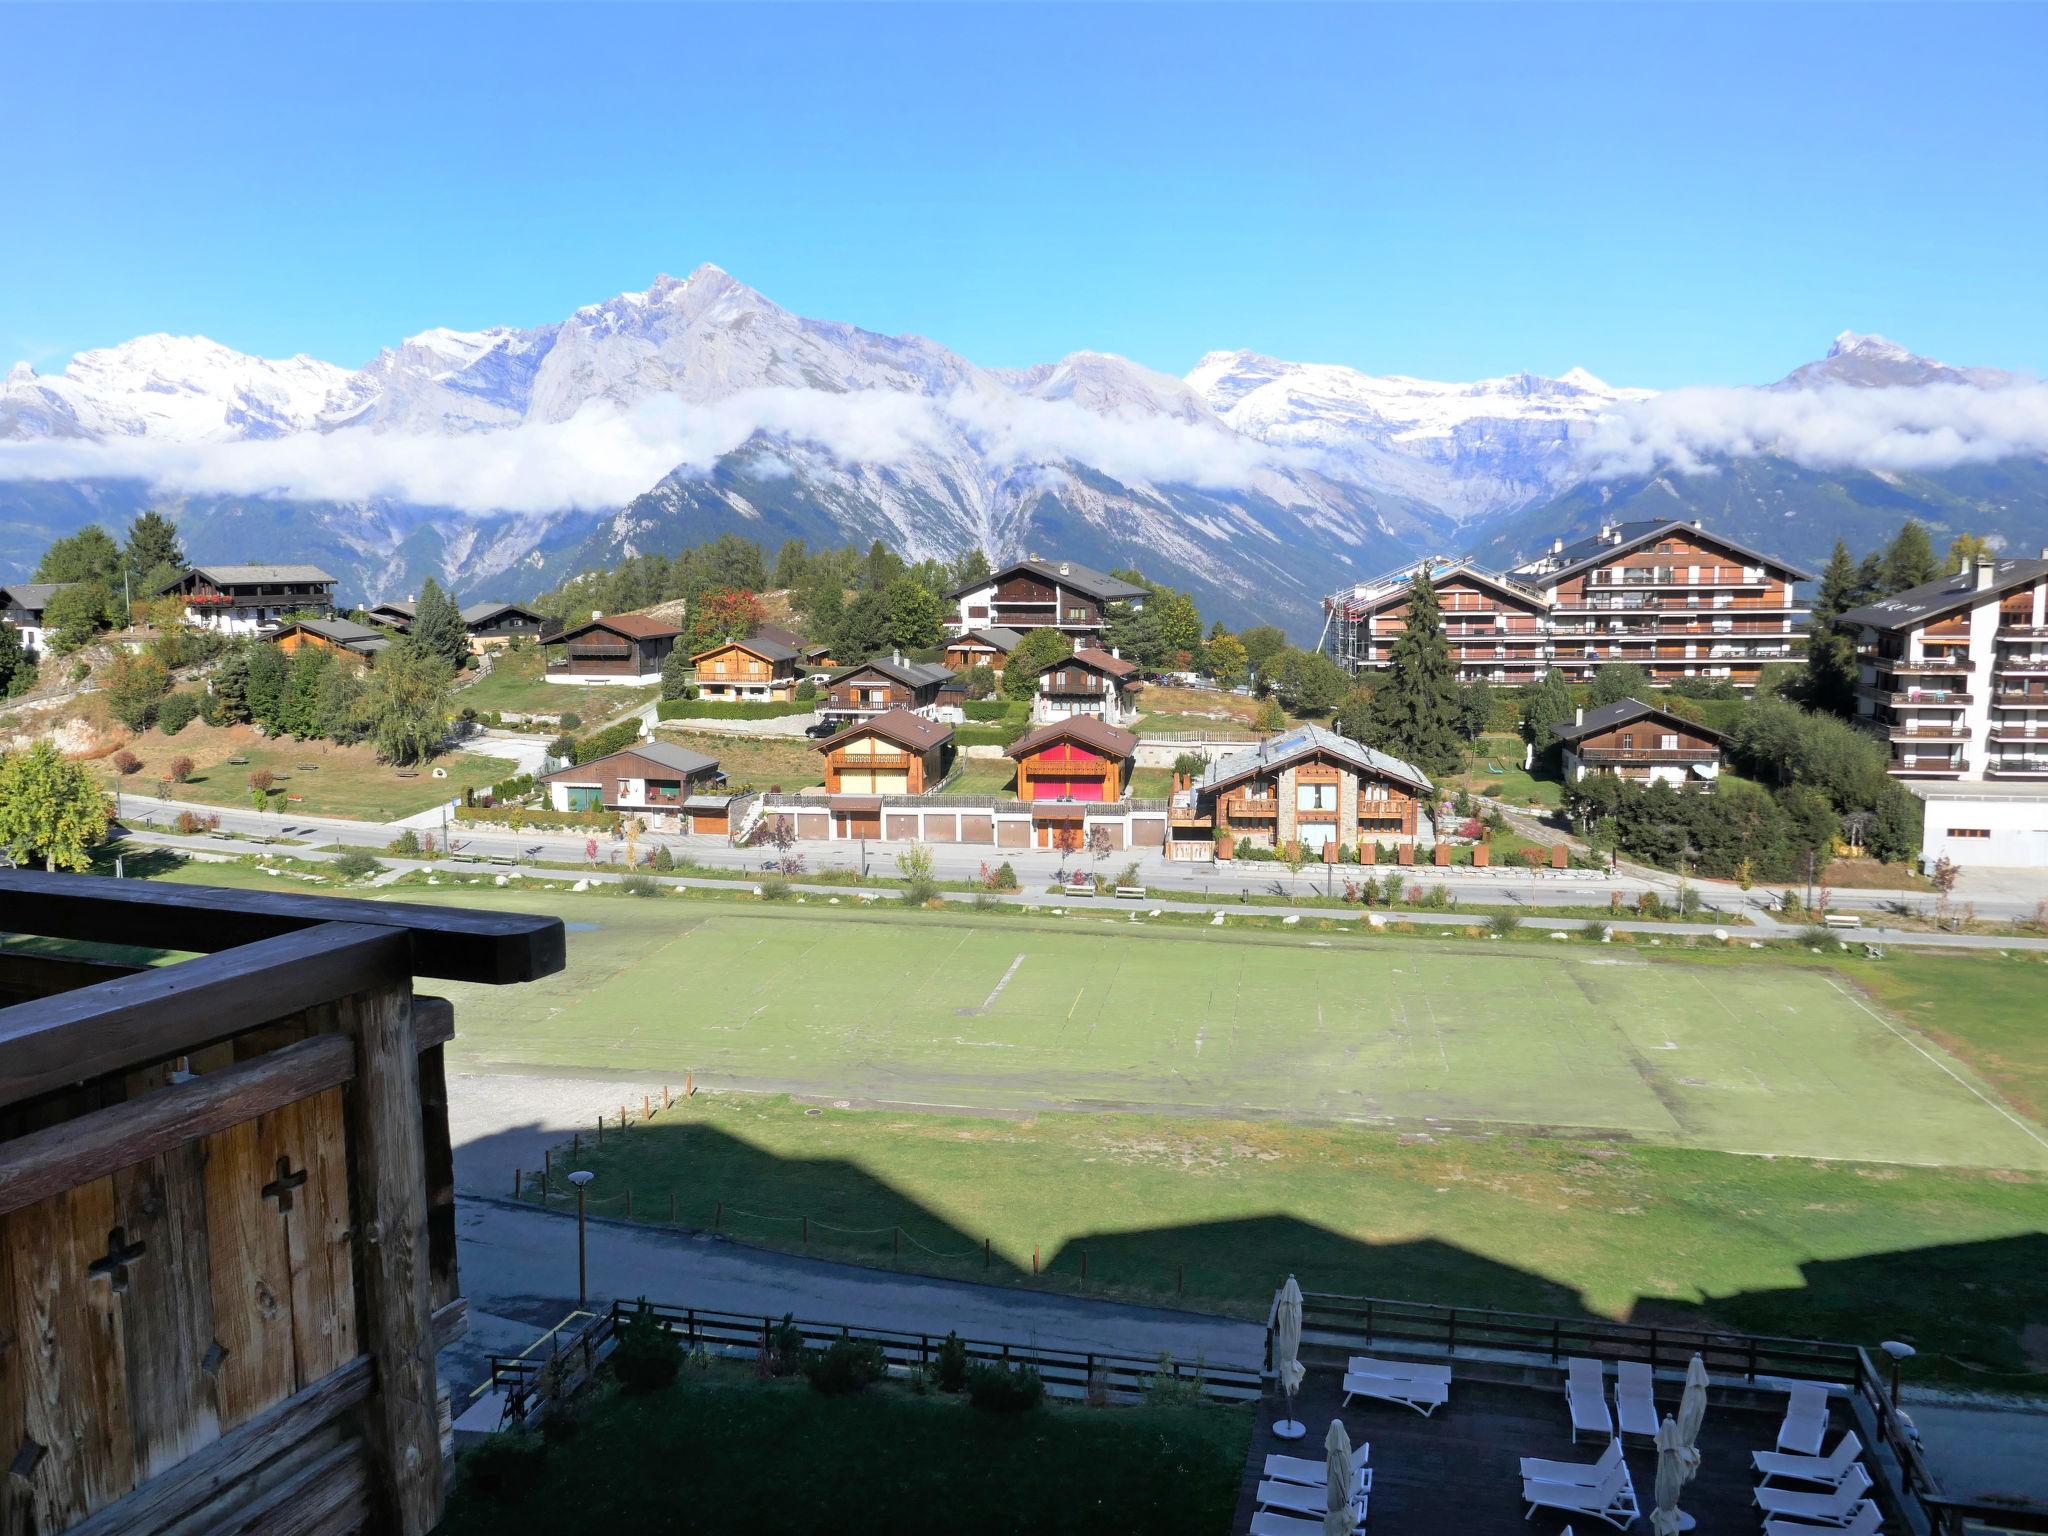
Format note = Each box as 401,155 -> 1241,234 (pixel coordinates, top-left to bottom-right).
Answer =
1811,540 -> 1857,628
1365,571 -> 1464,774
123,510 -> 185,585
1882,521 -> 1938,595
1851,551 -> 1885,607
1804,540 -> 1862,718
407,578 -> 468,670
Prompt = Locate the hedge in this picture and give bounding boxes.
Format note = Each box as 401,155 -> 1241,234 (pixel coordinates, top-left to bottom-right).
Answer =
453,806 -> 622,831
575,719 -> 648,763
961,700 -> 1027,722
656,699 -> 816,721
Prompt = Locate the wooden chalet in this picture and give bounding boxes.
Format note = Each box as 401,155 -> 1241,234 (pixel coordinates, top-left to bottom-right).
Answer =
1005,717 -> 1137,803
272,617 -> 392,666
942,626 -> 1023,675
157,565 -> 338,635
539,742 -> 728,831
1170,723 -> 1432,859
945,557 -> 1147,642
367,601 -> 547,651
0,871 -> 563,1536
1030,647 -> 1140,726
819,656 -> 957,723
691,636 -> 798,702
1549,697 -> 1725,786
542,613 -> 680,684
815,709 -> 953,801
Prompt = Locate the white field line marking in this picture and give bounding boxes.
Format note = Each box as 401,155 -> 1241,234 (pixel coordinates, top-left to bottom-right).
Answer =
980,953 -> 1026,1012
1823,976 -> 2048,1156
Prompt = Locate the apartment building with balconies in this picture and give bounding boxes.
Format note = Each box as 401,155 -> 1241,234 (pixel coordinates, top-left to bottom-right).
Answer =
1839,552 -> 2048,783
1323,521 -> 1810,690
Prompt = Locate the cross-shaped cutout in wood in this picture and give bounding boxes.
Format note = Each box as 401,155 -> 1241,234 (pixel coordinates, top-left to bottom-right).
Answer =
87,1228 -> 147,1293
262,1155 -> 309,1213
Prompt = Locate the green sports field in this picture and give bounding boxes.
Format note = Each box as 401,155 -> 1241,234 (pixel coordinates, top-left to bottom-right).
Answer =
418,896 -> 2047,1171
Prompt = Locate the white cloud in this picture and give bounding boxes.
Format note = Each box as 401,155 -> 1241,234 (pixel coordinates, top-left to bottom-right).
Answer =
1578,382 -> 2048,479
0,385 -> 1292,513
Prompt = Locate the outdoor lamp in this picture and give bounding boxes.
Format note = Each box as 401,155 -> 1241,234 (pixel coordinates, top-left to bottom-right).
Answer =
1879,1340 -> 1915,1403
568,1170 -> 595,1301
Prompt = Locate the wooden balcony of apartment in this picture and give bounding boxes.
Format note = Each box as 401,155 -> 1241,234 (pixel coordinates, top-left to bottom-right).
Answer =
825,749 -> 918,773
1889,756 -> 1969,776
1168,796 -> 1213,827
1859,652 -> 1970,676
1995,656 -> 2048,676
1577,746 -> 1722,765
1996,620 -> 2048,637
1993,690 -> 2048,708
1985,759 -> 2048,778
1584,568 -> 1769,589
1988,722 -> 2048,743
1889,723 -> 1972,743
1219,791 -> 1279,819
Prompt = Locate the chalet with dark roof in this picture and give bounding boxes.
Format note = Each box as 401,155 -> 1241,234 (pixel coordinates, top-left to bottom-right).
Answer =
691,634 -> 799,702
820,654 -> 959,723
158,563 -> 338,634
540,740 -> 725,830
1171,723 -> 1432,859
815,708 -> 954,800
543,612 -> 681,684
945,557 -> 1147,642
272,617 -> 392,666
0,581 -> 64,654
1548,697 -> 1725,787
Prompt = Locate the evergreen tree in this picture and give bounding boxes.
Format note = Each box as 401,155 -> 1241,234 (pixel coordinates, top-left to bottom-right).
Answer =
1851,551 -> 1885,607
772,537 -> 810,591
0,742 -> 110,871
363,646 -> 453,766
122,511 -> 185,585
315,660 -> 368,743
1804,539 -> 1862,718
834,586 -> 895,661
948,547 -> 992,591
35,526 -> 122,587
244,643 -> 289,730
1811,540 -> 1858,628
1588,661 -> 1651,707
208,647 -> 252,724
1881,521 -> 1938,595
1518,668 -> 1575,746
278,645 -> 330,738
407,578 -> 469,670
1364,571 -> 1464,774
857,540 -> 904,593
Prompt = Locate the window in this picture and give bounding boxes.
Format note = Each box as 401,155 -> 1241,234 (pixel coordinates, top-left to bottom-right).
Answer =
1297,782 -> 1336,812
1619,732 -> 1634,749
566,786 -> 603,812
1949,828 -> 1990,839
1660,734 -> 1677,750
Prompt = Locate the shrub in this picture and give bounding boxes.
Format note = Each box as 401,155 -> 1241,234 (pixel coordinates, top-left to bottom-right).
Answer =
611,1297 -> 683,1393
618,872 -> 661,898
934,1331 -> 970,1392
654,699 -> 813,721
965,1361 -> 1044,1413
331,848 -> 383,880
803,1338 -> 889,1396
795,677 -> 817,703
110,749 -> 142,776
248,767 -> 274,793
389,828 -> 422,856
575,719 -> 644,764
1779,889 -> 1803,916
173,809 -> 205,835
557,711 -> 582,730
770,1313 -> 805,1377
548,733 -> 578,761
758,874 -> 794,901
1797,924 -> 1838,949
961,698 -> 1024,722
1636,891 -> 1664,918
461,1426 -> 549,1500
653,844 -> 674,871
156,691 -> 201,736
1144,1353 -> 1207,1409
167,753 -> 195,783
1487,911 -> 1522,939
993,860 -> 1019,892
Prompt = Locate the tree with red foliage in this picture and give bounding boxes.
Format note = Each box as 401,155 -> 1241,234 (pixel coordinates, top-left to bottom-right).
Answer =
686,589 -> 768,655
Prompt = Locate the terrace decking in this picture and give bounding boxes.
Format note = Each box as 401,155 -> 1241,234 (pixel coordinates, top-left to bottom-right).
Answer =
1231,1370 -> 1843,1536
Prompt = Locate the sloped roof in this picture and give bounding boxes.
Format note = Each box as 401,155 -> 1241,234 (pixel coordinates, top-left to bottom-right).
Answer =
178,563 -> 338,587
950,626 -> 1024,651
830,656 -> 954,689
1038,647 -> 1136,682
1839,559 -> 2048,632
1548,697 -> 1725,745
948,558 -> 1150,603
1526,520 -> 1813,585
370,600 -> 416,618
275,617 -> 389,654
1005,716 -> 1139,761
540,740 -> 719,782
1199,723 -> 1432,795
0,582 -> 63,613
815,707 -> 954,754
555,612 -> 681,641
749,623 -> 803,649
694,634 -> 798,664
461,601 -> 543,626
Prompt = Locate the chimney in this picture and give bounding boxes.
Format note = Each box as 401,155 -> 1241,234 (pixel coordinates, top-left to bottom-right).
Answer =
1551,538 -> 1563,555
1059,562 -> 1071,577
1575,706 -> 1584,727
1691,519 -> 1702,530
1110,646 -> 1119,660
592,609 -> 603,619
1975,556 -> 1997,591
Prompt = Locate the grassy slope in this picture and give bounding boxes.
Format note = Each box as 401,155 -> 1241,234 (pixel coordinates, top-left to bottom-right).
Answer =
439,1374 -> 1247,1536
453,646 -> 656,724
650,728 -> 823,792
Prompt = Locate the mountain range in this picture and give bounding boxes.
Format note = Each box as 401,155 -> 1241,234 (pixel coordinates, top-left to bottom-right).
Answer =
3,266 -> 2043,636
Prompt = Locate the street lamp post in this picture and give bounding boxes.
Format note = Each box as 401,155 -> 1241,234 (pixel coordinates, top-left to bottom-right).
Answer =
1880,1340 -> 1916,1404
568,1170 -> 594,1302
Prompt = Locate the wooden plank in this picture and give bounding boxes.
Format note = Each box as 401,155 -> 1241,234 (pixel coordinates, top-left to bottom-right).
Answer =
340,975 -> 443,1535
413,995 -> 454,1051
3,1176 -> 135,1529
111,1147 -> 220,1482
0,1213 -> 22,1536
0,923 -> 407,1110
280,1090 -> 357,1384
0,949 -> 141,1006
0,1036 -> 355,1218
204,1438 -> 366,1536
0,869 -> 565,985
201,1114 -> 298,1431
417,1042 -> 460,1312
63,1357 -> 371,1536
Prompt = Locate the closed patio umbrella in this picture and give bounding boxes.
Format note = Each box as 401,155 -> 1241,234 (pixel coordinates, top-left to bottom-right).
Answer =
1273,1275 -> 1306,1440
1676,1354 -> 1708,1481
1650,1414 -> 1686,1536
1323,1418 -> 1357,1536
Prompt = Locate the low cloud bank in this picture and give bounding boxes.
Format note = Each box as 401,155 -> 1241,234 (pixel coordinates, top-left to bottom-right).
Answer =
0,387 -> 1288,513
1578,381 -> 2048,478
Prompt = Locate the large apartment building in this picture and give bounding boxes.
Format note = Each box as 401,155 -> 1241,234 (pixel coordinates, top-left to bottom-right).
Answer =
1324,520 -> 1810,689
1838,553 -> 2048,782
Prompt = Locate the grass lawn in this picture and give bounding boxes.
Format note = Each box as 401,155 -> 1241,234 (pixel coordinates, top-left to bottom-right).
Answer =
104,721 -> 518,821
1134,684 -> 1268,727
652,728 -> 822,792
1451,735 -> 1563,810
1135,712 -> 1264,736
440,1372 -> 1247,1536
453,646 -> 656,725
945,757 -> 1018,795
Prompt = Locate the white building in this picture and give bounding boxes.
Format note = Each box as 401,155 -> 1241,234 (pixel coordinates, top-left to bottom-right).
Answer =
158,564 -> 338,635
1912,781 -> 2048,870
0,582 -> 62,655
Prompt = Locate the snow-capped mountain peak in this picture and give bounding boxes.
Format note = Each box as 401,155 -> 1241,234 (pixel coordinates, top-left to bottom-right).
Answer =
3,332 -> 353,441
1775,331 -> 2015,391
1829,330 -> 1914,361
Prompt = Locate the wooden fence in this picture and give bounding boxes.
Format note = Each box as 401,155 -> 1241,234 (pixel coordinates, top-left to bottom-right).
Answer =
0,871 -> 563,1536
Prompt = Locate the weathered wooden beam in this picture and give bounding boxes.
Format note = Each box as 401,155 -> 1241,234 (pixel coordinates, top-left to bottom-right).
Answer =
0,869 -> 565,986
341,976 -> 444,1535
0,1036 -> 354,1217
0,923 -> 409,1110
412,995 -> 453,1052
0,948 -> 141,1005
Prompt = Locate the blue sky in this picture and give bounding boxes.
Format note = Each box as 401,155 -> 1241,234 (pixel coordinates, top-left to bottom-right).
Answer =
4,3 -> 2044,389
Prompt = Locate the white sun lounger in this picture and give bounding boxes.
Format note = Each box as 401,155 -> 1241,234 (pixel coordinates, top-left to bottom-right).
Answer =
1342,1370 -> 1449,1416
1521,1438 -> 1624,1488
1263,1453 -> 1372,1492
1566,1357 -> 1612,1443
1763,1504 -> 1880,1536
1348,1354 -> 1453,1386
1752,1430 -> 1864,1488
1776,1381 -> 1831,1456
1522,1461 -> 1638,1530
1250,1511 -> 1337,1536
1257,1479 -> 1367,1525
1613,1361 -> 1657,1443
1754,1464 -> 1871,1523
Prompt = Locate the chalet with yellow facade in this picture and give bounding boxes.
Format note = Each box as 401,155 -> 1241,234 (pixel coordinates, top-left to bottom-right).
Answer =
816,708 -> 954,797
691,635 -> 799,701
